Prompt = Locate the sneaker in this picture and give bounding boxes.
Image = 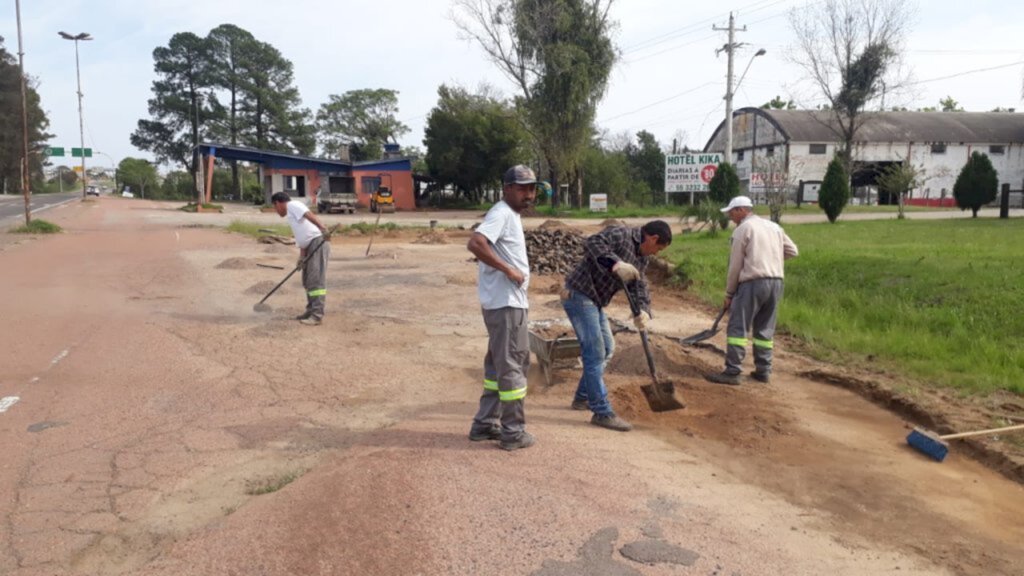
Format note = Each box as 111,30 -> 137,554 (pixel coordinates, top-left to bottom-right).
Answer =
706,371 -> 741,386
298,317 -> 322,326
499,431 -> 536,451
571,399 -> 589,411
468,427 -> 501,442
591,414 -> 633,432
750,371 -> 771,384
295,311 -> 312,321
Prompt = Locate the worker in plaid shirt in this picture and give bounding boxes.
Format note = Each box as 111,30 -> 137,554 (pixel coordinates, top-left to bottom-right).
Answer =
561,221 -> 673,432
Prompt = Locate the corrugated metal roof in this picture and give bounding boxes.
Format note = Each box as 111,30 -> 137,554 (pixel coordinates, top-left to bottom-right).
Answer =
757,108 -> 1024,143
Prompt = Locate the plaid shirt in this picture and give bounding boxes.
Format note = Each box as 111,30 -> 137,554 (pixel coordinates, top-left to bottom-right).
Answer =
565,226 -> 651,314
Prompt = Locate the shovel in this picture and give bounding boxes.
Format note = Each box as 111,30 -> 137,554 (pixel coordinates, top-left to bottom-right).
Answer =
253,224 -> 339,313
622,282 -> 686,413
680,307 -> 727,345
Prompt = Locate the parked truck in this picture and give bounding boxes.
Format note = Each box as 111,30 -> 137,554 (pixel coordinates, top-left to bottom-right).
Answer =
317,174 -> 357,214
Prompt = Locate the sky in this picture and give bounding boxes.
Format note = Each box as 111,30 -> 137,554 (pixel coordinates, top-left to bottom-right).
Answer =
4,0 -> 1024,172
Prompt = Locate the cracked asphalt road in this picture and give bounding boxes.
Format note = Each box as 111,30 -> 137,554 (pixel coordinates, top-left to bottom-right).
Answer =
1,198 -> 1022,576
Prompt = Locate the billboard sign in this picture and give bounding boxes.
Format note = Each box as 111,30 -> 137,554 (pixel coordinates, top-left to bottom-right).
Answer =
665,153 -> 722,193
589,193 -> 608,212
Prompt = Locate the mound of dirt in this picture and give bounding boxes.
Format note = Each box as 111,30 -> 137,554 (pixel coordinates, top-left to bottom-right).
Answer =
245,280 -> 281,295
606,337 -> 717,380
526,228 -> 585,276
413,231 -> 448,245
601,218 -> 627,228
216,257 -> 255,270
538,219 -> 574,231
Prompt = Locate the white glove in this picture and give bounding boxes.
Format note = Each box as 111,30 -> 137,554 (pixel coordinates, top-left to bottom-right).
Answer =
613,261 -> 640,283
633,311 -> 650,331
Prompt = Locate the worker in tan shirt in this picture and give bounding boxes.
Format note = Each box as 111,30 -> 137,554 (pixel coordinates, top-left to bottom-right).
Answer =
707,196 -> 799,386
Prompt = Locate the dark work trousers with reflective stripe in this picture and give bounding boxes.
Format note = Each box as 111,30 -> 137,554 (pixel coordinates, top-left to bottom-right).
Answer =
471,307 -> 529,442
725,278 -> 784,376
301,237 -> 330,320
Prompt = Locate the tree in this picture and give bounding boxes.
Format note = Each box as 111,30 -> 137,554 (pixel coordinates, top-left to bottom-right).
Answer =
752,154 -> 797,224
423,85 -> 527,203
876,161 -> 925,219
316,89 -> 410,161
117,158 -> 159,199
953,151 -> 998,218
453,0 -> 617,207
939,95 -> 963,112
207,24 -> 257,198
708,161 -> 740,228
788,0 -> 914,172
708,162 -> 739,205
625,131 -> 664,204
236,40 -> 315,155
819,155 -> 850,223
160,171 -> 194,200
0,36 -> 52,196
580,145 -> 631,206
51,166 -> 78,189
131,32 -> 212,194
762,95 -> 796,110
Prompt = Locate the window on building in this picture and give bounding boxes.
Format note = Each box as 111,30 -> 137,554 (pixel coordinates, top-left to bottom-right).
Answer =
362,176 -> 381,195
931,143 -> 947,154
809,143 -> 827,155
990,145 -> 1005,155
736,150 -> 745,161
766,146 -> 775,157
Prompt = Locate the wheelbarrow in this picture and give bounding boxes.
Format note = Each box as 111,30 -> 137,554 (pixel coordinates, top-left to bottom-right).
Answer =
528,319 -> 581,387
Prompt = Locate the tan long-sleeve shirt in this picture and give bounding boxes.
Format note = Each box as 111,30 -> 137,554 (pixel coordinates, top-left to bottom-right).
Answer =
725,214 -> 799,296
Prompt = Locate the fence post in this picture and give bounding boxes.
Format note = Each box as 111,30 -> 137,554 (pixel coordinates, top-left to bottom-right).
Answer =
1000,183 -> 1010,219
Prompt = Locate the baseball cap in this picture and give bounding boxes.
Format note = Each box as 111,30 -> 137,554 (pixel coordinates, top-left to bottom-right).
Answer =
504,165 -> 537,185
720,195 -> 754,213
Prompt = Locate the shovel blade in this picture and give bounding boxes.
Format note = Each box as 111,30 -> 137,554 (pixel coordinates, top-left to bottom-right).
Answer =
641,379 -> 686,412
680,328 -> 718,345
253,302 -> 273,313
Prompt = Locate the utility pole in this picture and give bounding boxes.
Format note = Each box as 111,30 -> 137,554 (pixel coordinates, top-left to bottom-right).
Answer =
714,13 -> 746,165
16,0 -> 32,225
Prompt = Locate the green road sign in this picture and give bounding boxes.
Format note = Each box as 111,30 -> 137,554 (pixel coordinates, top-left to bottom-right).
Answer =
71,148 -> 93,158
46,147 -> 65,157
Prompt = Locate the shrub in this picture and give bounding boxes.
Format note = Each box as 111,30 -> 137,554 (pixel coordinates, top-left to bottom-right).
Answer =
708,162 -> 739,228
819,156 -> 850,223
11,219 -> 62,234
953,151 -> 998,218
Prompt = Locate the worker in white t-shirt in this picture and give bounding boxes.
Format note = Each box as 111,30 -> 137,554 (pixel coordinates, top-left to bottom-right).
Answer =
467,165 -> 537,451
271,192 -> 332,325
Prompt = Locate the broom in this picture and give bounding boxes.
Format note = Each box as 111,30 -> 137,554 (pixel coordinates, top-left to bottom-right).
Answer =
906,423 -> 1024,462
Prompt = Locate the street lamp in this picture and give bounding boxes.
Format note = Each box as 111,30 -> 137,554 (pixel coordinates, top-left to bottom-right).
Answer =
58,31 -> 92,199
724,47 -> 765,164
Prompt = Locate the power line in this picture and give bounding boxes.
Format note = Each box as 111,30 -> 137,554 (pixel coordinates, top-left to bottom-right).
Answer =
622,0 -> 783,55
909,60 -> 1024,86
599,81 -> 720,123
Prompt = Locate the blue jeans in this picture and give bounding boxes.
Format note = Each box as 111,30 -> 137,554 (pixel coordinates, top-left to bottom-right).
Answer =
562,289 -> 616,417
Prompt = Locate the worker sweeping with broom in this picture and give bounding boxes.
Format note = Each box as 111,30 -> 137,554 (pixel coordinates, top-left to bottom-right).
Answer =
270,191 -> 332,326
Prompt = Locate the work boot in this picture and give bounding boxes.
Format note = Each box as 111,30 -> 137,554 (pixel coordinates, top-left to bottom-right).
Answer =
499,431 -> 536,451
468,426 -> 501,442
749,371 -> 771,384
295,311 -> 312,321
298,317 -> 322,326
591,414 -> 633,432
705,371 -> 741,386
571,399 -> 589,411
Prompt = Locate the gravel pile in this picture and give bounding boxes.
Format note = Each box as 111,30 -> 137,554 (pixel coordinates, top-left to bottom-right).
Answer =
526,227 -> 585,276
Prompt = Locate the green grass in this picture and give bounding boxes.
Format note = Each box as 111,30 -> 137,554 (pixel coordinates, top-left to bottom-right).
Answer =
10,219 -> 62,234
664,219 -> 1024,395
244,470 -> 306,495
345,221 -> 401,234
180,202 -> 224,212
227,220 -> 291,238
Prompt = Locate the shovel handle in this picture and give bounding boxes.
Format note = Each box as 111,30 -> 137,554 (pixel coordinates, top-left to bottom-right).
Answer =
710,307 -> 727,330
621,280 -> 659,385
940,423 -> 1024,440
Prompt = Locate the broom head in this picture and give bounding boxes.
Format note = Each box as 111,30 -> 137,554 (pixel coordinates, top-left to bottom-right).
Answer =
906,427 -> 949,462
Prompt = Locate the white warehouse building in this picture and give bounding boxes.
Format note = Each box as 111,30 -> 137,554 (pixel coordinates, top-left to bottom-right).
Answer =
703,107 -> 1024,206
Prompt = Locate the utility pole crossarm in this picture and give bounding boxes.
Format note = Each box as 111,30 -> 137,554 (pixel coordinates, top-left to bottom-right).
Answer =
712,13 -> 750,165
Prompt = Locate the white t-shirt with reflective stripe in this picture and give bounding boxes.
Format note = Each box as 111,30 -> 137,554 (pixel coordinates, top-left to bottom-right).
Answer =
286,200 -> 322,249
476,201 -> 529,310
